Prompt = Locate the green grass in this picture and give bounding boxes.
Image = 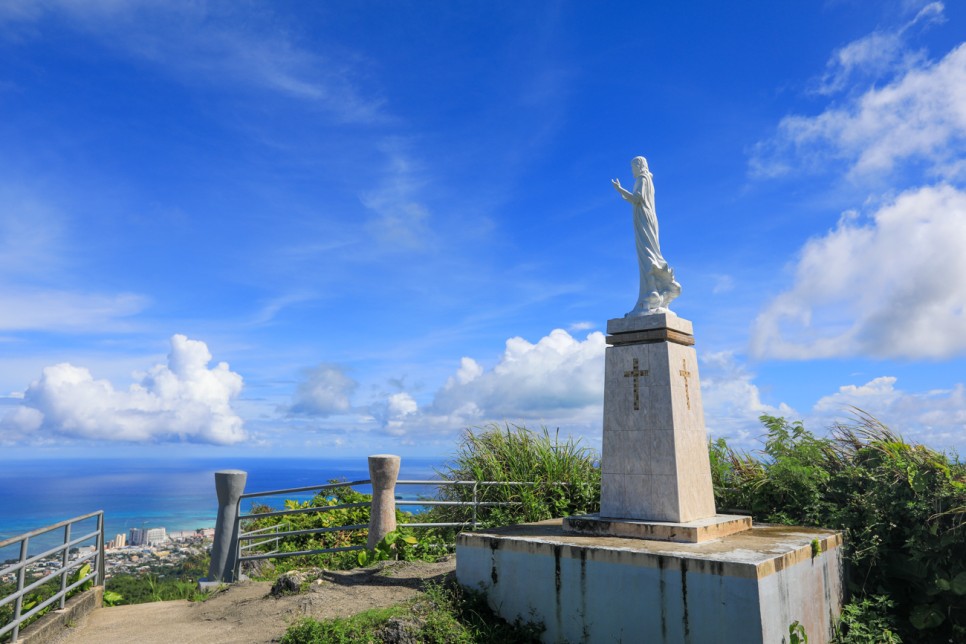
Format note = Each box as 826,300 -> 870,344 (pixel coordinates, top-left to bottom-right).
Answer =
428,423 -> 600,528
713,412 -> 965,643
280,581 -> 542,644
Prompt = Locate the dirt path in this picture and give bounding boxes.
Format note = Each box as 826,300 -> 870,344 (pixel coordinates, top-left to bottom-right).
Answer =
54,559 -> 456,644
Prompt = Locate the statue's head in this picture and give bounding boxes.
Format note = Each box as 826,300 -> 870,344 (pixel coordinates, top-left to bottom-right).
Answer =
630,156 -> 649,177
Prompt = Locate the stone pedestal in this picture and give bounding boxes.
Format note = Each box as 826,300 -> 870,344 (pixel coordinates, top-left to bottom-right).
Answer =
457,520 -> 844,644
564,313 -> 749,542
455,313 -> 843,642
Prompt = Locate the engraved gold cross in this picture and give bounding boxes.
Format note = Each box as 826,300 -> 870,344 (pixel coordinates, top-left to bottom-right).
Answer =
623,358 -> 649,410
679,359 -> 692,410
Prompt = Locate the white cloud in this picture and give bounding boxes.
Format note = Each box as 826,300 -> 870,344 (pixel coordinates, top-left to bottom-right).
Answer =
752,184 -> 966,359
0,1 -> 387,124
699,352 -> 796,447
813,2 -> 944,95
752,37 -> 966,180
288,364 -> 357,416
363,329 -> 606,441
363,331 -> 799,450
0,187 -> 149,332
360,140 -> 434,252
381,392 -> 419,436
711,274 -> 734,295
432,329 -> 607,420
0,289 -> 147,332
0,334 -> 246,445
808,376 -> 966,453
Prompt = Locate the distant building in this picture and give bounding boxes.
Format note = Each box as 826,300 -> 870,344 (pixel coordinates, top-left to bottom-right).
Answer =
129,527 -> 167,547
114,533 -> 127,548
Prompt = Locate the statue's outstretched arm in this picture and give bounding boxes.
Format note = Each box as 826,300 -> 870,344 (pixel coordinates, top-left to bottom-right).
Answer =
612,179 -> 637,203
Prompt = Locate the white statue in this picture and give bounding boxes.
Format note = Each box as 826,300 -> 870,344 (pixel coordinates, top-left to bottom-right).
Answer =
612,156 -> 682,316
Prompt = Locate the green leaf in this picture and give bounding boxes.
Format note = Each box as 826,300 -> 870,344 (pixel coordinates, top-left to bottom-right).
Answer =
102,590 -> 123,606
909,604 -> 945,630
952,572 -> 966,596
401,535 -> 418,545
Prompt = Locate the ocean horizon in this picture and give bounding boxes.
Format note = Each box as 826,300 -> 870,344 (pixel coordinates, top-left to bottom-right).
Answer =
0,456 -> 444,555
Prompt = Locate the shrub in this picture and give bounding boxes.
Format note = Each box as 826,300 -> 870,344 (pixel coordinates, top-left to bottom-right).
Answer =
428,423 -> 600,528
712,412 -> 965,643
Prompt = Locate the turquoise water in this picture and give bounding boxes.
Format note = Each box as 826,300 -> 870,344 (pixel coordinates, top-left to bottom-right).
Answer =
0,457 -> 442,558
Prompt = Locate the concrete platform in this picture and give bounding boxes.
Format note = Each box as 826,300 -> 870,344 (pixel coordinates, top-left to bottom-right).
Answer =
457,519 -> 844,644
563,513 -> 752,543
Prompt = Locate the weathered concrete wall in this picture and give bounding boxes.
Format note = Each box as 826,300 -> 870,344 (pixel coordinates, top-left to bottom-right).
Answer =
457,520 -> 843,644
18,586 -> 103,644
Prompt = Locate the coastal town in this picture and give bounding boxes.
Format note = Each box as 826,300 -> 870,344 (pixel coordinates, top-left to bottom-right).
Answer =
1,527 -> 214,586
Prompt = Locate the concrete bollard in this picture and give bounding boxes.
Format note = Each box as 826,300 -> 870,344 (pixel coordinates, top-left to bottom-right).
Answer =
367,455 -> 400,550
205,469 -> 247,584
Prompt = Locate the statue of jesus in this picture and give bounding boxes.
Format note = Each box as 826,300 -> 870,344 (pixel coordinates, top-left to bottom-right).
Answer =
612,156 -> 682,316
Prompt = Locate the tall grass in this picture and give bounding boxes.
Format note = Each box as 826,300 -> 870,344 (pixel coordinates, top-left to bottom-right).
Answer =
712,412 -> 965,643
429,423 -> 600,527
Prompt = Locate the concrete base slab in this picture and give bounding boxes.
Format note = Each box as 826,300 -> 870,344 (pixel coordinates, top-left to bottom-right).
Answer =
457,519 -> 843,644
17,586 -> 103,644
563,513 -> 752,543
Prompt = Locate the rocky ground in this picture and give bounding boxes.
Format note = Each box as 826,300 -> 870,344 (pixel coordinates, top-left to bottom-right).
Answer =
54,558 -> 457,644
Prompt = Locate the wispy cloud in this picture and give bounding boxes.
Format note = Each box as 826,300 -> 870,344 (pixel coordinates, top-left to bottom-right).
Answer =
752,185 -> 966,359
752,17 -> 966,181
360,139 -> 435,253
0,1 -> 389,124
812,2 -> 945,95
0,289 -> 147,332
0,186 -> 150,332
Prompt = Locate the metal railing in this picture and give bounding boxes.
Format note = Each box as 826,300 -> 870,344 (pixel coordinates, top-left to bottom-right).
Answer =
0,511 -> 105,643
234,479 -> 552,580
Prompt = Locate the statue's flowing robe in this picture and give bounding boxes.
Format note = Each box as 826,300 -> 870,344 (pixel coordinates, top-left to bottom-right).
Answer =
629,172 -> 681,313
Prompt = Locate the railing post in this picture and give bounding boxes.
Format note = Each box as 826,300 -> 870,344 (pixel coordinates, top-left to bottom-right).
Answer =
367,455 -> 400,550
13,537 -> 27,642
206,469 -> 247,584
59,522 -> 71,609
96,512 -> 105,587
472,482 -> 479,529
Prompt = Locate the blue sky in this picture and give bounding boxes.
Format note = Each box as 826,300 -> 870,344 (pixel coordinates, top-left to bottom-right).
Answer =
1,1 -> 965,460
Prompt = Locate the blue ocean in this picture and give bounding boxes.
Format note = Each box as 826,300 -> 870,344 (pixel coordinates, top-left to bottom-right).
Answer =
0,457 -> 443,558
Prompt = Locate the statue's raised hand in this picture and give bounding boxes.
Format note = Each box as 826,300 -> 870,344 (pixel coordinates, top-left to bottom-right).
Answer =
612,178 -> 622,190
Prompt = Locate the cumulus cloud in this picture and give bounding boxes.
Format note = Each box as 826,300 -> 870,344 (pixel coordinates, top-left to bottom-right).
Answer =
288,364 -> 357,416
699,352 -> 796,446
363,329 -> 606,441
752,34 -> 966,180
361,331 -> 803,449
807,376 -> 966,452
0,334 -> 245,445
752,185 -> 966,359
432,329 -> 606,420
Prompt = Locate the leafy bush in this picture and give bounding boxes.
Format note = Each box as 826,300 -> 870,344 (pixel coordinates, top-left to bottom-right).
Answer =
243,481 -> 452,574
105,551 -> 209,605
428,423 -> 600,527
712,413 -> 965,643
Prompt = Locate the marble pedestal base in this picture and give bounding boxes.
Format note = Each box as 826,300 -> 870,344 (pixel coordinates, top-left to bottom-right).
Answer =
563,512 -> 752,543
457,519 -> 844,644
600,314 -> 716,523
